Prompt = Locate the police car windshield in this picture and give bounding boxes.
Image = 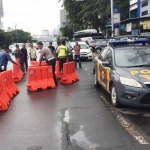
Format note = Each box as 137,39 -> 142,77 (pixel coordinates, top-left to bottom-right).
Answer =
115,47 -> 150,68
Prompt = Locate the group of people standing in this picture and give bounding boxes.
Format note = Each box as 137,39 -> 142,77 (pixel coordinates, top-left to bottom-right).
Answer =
0,40 -> 82,86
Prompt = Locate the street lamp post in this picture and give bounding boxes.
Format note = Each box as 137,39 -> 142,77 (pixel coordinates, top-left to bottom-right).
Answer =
15,24 -> 18,43
111,0 -> 114,37
15,23 -> 22,43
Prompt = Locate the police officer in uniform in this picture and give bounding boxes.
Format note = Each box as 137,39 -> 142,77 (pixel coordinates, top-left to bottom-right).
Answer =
37,42 -> 58,86
57,41 -> 67,73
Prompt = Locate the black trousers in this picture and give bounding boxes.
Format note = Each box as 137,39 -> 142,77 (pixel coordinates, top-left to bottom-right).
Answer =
58,58 -> 66,73
30,58 -> 37,61
46,58 -> 57,85
23,59 -> 28,71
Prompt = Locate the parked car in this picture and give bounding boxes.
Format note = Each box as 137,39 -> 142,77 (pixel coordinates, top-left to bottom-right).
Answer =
93,39 -> 150,107
9,44 -> 15,53
71,42 -> 92,61
95,39 -> 109,54
89,39 -> 101,52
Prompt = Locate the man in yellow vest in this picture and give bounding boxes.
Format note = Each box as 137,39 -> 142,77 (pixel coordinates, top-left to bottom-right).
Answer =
57,40 -> 68,73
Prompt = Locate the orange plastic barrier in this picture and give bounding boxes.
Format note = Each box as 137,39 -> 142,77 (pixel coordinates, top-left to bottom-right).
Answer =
30,61 -> 46,66
26,65 -> 56,91
0,70 -> 19,111
60,61 -> 79,84
55,61 -> 61,79
12,60 -> 24,82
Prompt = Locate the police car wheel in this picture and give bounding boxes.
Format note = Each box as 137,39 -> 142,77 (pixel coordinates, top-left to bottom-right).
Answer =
111,84 -> 121,107
94,71 -> 100,88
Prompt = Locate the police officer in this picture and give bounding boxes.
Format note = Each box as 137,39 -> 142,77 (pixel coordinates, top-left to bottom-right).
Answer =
37,42 -> 58,86
0,47 -> 20,73
57,41 -> 67,73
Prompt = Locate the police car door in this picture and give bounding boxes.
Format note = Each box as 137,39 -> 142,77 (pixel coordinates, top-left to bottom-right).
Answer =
99,48 -> 111,91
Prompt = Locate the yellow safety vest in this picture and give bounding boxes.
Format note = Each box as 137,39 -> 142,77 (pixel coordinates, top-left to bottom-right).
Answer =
58,45 -> 67,57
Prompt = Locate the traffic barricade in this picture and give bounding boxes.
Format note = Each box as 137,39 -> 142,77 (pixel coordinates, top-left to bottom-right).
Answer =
12,60 -> 24,82
0,74 -> 9,111
26,65 -> 56,91
55,61 -> 61,79
0,70 -> 19,111
60,61 -> 79,84
30,61 -> 46,66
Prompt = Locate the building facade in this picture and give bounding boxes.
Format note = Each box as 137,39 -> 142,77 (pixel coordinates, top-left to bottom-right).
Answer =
60,9 -> 68,27
130,0 -> 150,18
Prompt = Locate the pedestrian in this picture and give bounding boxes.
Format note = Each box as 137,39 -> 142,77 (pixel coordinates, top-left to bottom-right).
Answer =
74,41 -> 82,68
21,43 -> 28,72
15,47 -> 25,73
0,47 -> 20,73
29,43 -> 37,61
57,40 -> 68,73
37,42 -> 58,86
48,42 -> 56,56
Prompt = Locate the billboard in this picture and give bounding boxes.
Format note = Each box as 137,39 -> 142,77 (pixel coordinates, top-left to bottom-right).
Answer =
143,20 -> 150,30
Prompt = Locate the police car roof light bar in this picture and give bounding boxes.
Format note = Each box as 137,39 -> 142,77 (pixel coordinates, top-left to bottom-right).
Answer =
109,39 -> 150,45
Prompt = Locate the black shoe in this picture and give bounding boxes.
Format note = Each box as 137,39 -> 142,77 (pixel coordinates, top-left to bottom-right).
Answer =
80,66 -> 82,68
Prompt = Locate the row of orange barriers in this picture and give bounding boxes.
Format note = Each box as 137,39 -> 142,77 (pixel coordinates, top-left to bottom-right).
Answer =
0,70 -> 19,111
26,65 -> 56,91
26,61 -> 79,91
12,60 -> 24,82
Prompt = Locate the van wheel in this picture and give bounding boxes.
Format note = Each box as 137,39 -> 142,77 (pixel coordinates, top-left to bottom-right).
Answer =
110,84 -> 122,107
96,49 -> 101,54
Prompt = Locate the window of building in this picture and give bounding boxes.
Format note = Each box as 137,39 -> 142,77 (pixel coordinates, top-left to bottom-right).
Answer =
142,10 -> 148,16
142,1 -> 148,7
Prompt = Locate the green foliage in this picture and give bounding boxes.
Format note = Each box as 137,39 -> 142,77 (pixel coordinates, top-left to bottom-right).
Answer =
9,30 -> 32,43
59,0 -> 129,32
0,30 -> 12,49
60,26 -> 73,40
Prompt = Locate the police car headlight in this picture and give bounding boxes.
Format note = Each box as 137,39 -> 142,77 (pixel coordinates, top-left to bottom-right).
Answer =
120,77 -> 142,88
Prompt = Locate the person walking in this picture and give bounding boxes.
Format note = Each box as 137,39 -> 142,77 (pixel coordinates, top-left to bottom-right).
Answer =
57,41 -> 67,73
0,47 -> 20,73
21,43 -> 28,72
15,47 -> 25,73
48,42 -> 56,56
37,42 -> 58,86
29,43 -> 37,61
74,41 -> 82,68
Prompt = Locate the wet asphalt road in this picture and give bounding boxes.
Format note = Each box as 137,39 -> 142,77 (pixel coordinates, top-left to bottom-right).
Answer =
1,56 -> 150,150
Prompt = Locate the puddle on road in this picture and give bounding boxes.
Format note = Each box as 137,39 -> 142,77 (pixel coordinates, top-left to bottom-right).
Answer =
70,130 -> 99,150
64,110 -> 70,123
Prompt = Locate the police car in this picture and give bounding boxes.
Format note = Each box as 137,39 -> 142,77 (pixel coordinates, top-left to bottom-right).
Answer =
93,39 -> 150,107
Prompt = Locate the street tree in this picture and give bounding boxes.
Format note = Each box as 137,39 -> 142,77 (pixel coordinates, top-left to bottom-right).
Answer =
9,30 -> 32,43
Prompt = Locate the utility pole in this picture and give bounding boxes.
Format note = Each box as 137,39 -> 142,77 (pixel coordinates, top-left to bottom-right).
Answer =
15,24 -> 18,43
15,23 -> 23,43
111,0 -> 114,37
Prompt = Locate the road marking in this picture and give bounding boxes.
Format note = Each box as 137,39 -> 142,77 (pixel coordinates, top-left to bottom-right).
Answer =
100,95 -> 149,145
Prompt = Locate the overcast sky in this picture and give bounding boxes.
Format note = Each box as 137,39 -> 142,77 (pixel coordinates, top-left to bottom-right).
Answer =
2,0 -> 62,35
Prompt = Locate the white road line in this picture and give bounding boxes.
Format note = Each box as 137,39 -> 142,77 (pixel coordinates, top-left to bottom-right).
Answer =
100,96 -> 149,145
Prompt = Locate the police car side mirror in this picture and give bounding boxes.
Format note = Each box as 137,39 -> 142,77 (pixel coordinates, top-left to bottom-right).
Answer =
102,61 -> 110,67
